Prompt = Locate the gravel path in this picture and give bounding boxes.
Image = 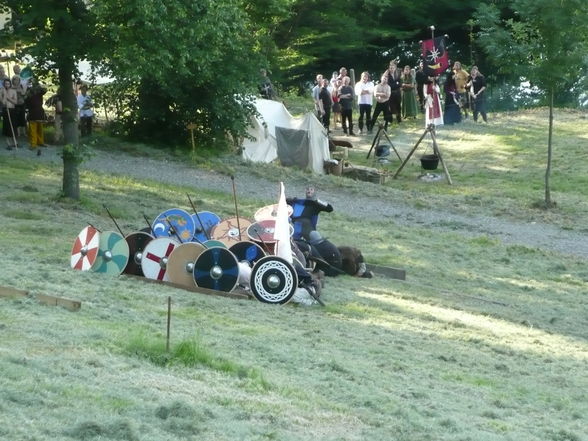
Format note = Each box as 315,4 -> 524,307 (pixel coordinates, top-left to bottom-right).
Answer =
4,143 -> 588,259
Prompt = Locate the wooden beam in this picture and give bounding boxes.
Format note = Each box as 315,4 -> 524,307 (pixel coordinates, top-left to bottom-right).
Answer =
35,294 -> 81,311
366,264 -> 406,281
123,274 -> 253,301
0,286 -> 28,298
0,285 -> 81,311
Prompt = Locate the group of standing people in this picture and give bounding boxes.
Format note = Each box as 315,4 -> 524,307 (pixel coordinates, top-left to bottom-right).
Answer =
0,63 -> 95,153
427,61 -> 488,127
312,62 -> 420,135
312,59 -> 488,135
0,64 -> 47,153
444,63 -> 487,124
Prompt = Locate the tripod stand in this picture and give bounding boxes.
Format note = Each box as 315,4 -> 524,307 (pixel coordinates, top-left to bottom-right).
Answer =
365,123 -> 402,162
392,124 -> 452,185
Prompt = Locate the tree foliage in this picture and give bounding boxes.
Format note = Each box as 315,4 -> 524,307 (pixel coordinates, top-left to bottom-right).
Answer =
92,0 -> 264,145
475,0 -> 588,206
475,0 -> 588,106
267,0 -> 486,88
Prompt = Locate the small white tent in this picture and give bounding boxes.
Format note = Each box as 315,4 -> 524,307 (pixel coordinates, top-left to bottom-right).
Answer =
241,99 -> 330,174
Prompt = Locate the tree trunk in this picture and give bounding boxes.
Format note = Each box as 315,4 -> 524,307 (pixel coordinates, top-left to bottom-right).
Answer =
544,88 -> 554,207
58,55 -> 81,200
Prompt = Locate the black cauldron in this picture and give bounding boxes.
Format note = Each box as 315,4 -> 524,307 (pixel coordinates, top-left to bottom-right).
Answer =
420,154 -> 439,170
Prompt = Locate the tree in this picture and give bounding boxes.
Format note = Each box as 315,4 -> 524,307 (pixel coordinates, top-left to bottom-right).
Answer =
92,0 -> 264,146
475,0 -> 588,207
0,0 -> 102,200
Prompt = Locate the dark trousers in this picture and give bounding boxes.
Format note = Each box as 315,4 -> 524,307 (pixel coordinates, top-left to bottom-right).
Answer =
389,90 -> 402,122
457,92 -> 469,118
341,108 -> 353,134
80,116 -> 92,137
370,101 -> 391,130
321,108 -> 331,130
472,96 -> 487,122
417,83 -> 425,112
358,104 -> 372,131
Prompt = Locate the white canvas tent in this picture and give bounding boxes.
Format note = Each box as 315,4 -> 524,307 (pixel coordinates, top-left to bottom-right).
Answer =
241,98 -> 330,174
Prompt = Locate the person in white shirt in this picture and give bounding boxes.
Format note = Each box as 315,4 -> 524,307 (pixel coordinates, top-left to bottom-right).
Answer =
354,71 -> 374,134
311,74 -> 323,119
77,85 -> 94,137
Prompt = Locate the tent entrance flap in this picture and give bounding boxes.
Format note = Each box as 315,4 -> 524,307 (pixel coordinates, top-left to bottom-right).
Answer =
276,127 -> 310,169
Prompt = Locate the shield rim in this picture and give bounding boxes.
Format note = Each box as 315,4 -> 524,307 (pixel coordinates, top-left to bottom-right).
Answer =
250,256 -> 298,304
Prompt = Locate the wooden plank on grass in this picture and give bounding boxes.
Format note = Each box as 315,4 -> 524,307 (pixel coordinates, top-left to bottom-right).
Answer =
36,294 -> 81,311
0,286 -> 28,298
124,274 -> 253,300
366,264 -> 406,281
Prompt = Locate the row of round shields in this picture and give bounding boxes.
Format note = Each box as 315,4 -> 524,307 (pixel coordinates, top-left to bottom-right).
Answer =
70,205 -> 299,304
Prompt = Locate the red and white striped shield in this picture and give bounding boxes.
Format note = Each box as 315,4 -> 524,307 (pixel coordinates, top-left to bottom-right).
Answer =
70,226 -> 100,271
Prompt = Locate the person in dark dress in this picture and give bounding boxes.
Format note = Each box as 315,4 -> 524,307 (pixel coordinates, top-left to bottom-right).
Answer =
470,66 -> 488,123
443,74 -> 462,125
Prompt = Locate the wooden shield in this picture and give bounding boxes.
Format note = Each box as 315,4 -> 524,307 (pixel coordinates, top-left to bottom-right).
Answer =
210,217 -> 253,247
191,211 -> 221,243
167,242 -> 206,288
123,231 -> 154,276
228,241 -> 266,266
70,225 -> 100,271
152,208 -> 195,243
193,247 -> 239,292
91,231 -> 130,276
141,237 -> 179,281
250,256 -> 298,304
254,204 -> 293,222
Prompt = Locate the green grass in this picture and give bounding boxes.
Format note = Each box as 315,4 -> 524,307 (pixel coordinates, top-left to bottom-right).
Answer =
0,109 -> 587,441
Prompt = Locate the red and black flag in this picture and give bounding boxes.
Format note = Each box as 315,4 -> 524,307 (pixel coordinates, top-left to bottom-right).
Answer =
421,36 -> 449,76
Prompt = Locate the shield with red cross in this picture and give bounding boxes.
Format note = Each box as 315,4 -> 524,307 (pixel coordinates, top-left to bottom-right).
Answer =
141,237 -> 179,281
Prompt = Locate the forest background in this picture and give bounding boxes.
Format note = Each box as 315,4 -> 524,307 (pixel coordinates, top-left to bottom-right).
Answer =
1,0 -> 586,145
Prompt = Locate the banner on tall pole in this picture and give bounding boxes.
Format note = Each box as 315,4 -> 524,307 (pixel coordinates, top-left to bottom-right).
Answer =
421,36 -> 449,76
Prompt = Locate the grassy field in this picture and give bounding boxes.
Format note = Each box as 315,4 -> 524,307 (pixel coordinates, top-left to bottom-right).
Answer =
0,109 -> 587,441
